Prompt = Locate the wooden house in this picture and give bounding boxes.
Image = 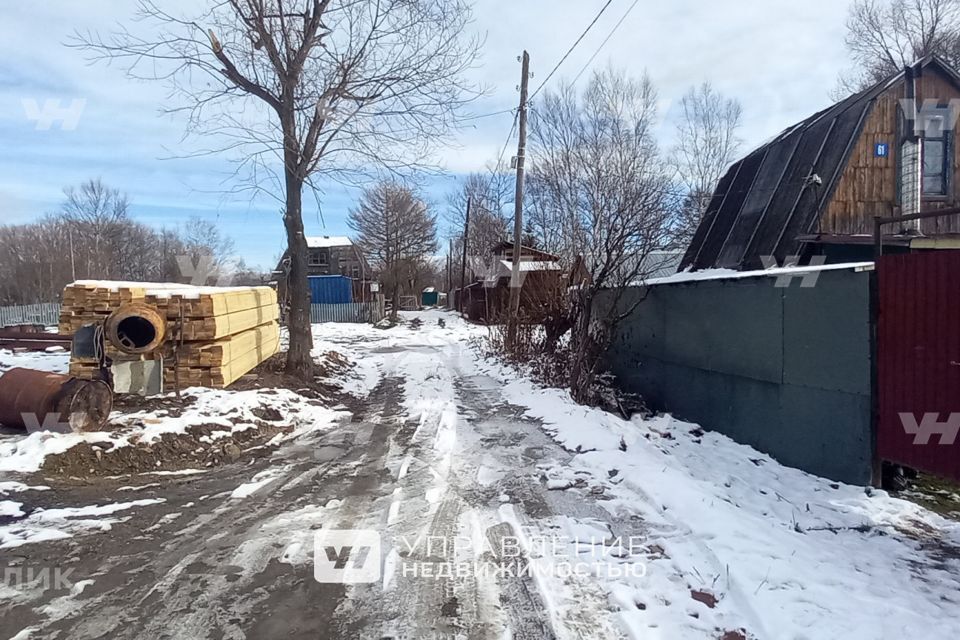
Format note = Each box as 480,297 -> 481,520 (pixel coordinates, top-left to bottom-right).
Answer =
682,56 -> 960,271
462,242 -> 566,323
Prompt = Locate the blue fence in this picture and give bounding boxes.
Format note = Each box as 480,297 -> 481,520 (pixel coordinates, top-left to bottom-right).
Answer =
308,276 -> 353,304
310,301 -> 384,324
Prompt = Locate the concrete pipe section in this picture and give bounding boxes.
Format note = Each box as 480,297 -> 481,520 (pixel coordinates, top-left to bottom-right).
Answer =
105,303 -> 166,354
0,368 -> 113,433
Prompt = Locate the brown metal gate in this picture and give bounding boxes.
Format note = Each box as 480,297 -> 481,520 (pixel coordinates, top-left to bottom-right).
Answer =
877,250 -> 960,482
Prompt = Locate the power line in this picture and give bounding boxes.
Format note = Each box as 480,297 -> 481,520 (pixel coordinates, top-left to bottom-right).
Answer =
460,108 -> 516,122
528,0 -> 615,101
572,0 -> 641,84
493,109 -> 520,173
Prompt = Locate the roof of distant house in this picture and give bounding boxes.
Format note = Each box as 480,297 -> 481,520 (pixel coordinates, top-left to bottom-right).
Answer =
305,236 -> 353,248
490,241 -> 561,261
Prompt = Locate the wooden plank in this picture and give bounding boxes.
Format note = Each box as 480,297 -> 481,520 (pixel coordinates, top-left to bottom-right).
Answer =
61,283 -> 277,320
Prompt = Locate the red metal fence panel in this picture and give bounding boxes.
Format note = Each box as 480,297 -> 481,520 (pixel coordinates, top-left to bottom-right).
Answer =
877,251 -> 960,482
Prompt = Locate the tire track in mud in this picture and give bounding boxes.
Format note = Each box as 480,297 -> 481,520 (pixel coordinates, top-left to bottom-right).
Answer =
332,345 -> 496,640
452,371 -> 633,640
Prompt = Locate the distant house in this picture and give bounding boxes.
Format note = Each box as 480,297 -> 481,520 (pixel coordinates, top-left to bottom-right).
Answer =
303,236 -> 367,279
682,55 -> 960,272
274,236 -> 371,307
461,242 -> 569,322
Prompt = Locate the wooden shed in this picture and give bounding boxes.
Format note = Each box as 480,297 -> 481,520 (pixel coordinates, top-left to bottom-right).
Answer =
683,55 -> 960,271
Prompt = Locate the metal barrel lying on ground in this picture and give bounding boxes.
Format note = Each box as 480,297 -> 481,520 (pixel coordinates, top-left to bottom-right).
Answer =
0,367 -> 113,433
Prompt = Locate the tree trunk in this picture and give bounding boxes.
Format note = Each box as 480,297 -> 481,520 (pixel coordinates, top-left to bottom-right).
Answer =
569,290 -> 595,403
390,284 -> 400,321
283,165 -> 314,380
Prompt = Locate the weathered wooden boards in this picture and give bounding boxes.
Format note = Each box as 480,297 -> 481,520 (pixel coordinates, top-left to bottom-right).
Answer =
61,281 -> 280,391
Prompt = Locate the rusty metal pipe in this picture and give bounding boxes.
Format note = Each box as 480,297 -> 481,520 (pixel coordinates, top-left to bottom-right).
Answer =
0,368 -> 113,433
105,303 -> 166,354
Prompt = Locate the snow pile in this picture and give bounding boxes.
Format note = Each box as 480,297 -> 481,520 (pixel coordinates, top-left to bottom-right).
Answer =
0,386 -> 347,474
0,499 -> 165,549
231,465 -> 291,499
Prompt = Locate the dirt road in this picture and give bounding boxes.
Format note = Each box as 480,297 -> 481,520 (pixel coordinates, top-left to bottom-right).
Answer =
1,316 -> 635,640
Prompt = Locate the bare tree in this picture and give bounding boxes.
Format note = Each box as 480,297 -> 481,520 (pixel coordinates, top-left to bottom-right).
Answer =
75,0 -> 481,379
0,181 -> 234,304
179,215 -> 237,278
527,69 -> 675,403
59,178 -> 130,277
670,82 -> 742,247
840,0 -> 960,92
348,182 -> 437,320
445,171 -> 511,287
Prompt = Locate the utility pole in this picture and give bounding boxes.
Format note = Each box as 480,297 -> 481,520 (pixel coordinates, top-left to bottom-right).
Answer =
507,50 -> 530,346
68,227 -> 77,281
446,238 -> 452,293
458,196 -> 471,314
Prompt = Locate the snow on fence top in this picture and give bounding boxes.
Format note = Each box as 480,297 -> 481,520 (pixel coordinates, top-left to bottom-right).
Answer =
638,262 -> 875,287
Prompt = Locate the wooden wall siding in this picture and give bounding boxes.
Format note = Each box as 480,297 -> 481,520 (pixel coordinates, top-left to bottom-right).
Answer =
821,87 -> 898,234
821,67 -> 960,236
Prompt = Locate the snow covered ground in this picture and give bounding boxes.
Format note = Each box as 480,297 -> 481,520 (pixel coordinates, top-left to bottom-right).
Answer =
313,313 -> 960,639
1,313 -> 958,639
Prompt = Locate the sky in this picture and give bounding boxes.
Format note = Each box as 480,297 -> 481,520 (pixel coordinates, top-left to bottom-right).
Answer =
0,0 -> 854,270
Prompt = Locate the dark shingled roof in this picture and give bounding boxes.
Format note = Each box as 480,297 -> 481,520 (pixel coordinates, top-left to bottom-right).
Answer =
679,56 -> 960,272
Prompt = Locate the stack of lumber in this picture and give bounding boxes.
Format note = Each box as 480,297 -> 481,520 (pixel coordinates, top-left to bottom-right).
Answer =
61,281 -> 280,391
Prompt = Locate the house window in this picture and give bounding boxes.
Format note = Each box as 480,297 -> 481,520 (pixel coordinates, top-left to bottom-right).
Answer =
317,251 -> 329,266
922,112 -> 951,197
308,251 -> 321,266
351,265 -> 360,279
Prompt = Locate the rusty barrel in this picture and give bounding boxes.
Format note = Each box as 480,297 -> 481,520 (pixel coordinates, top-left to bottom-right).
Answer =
0,368 -> 113,433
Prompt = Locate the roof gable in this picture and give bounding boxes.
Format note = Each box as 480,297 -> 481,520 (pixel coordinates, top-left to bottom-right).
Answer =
681,56 -> 960,271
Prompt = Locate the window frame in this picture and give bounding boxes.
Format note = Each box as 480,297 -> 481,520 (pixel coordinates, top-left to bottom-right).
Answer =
920,108 -> 953,199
